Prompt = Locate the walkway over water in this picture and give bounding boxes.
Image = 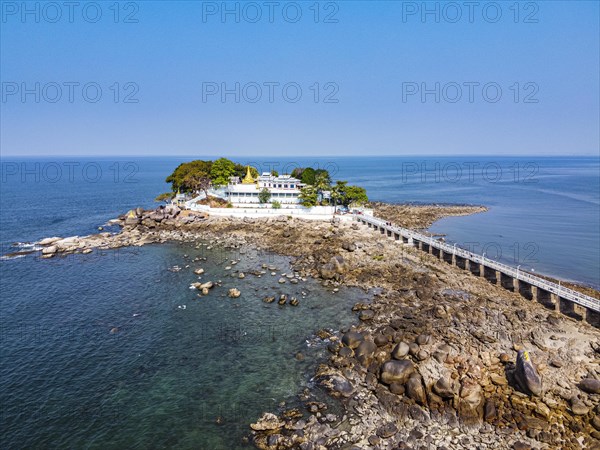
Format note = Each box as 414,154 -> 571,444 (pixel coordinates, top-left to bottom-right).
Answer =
353,214 -> 600,325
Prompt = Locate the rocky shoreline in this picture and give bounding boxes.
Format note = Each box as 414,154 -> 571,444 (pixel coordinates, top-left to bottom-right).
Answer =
22,203 -> 600,449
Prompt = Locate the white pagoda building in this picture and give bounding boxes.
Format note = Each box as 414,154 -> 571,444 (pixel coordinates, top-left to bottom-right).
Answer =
225,166 -> 304,206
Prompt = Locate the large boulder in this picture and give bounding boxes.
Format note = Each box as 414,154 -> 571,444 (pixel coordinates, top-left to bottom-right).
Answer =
406,374 -> 427,405
124,216 -> 141,226
433,376 -> 456,399
320,255 -> 346,280
457,379 -> 483,424
391,342 -> 410,359
514,350 -> 542,396
342,331 -> 364,349
39,237 -> 61,245
355,340 -> 378,366
41,245 -> 58,255
380,360 -> 414,385
315,366 -> 355,398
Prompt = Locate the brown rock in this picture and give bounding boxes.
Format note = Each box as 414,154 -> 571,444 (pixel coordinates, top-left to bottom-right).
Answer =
342,331 -> 364,349
579,378 -> 600,394
433,376 -> 455,399
250,413 -> 284,431
391,342 -> 410,359
380,360 -> 414,385
406,375 -> 427,405
376,422 -> 398,439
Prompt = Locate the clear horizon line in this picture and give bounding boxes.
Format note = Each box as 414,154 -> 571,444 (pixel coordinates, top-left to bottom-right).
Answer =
1,153 -> 599,159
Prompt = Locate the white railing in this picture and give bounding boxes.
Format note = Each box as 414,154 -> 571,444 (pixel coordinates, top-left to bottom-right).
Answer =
355,214 -> 600,312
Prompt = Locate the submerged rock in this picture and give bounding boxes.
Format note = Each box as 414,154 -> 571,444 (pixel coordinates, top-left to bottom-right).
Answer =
228,288 -> 241,298
250,412 -> 284,431
315,366 -> 354,398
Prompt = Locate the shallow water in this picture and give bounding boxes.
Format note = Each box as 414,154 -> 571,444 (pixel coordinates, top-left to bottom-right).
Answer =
0,242 -> 363,449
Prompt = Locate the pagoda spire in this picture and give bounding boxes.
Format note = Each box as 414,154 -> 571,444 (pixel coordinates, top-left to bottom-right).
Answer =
242,165 -> 255,184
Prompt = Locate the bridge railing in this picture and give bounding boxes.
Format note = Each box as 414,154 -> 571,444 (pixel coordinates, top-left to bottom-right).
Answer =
354,214 -> 600,312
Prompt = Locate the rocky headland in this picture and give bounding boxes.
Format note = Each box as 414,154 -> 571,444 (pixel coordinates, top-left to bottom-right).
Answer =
27,203 -> 600,449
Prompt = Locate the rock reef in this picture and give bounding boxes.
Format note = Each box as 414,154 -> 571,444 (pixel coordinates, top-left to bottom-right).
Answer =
28,203 -> 600,449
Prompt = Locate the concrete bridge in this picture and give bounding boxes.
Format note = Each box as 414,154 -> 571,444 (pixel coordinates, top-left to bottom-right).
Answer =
354,214 -> 600,327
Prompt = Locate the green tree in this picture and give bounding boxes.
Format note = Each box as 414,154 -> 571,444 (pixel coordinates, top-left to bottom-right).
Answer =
184,173 -> 212,198
165,160 -> 212,192
330,181 -> 368,207
314,172 -> 331,191
299,185 -> 318,207
210,158 -> 237,187
271,170 -> 279,177
344,185 -> 368,206
300,167 -> 316,185
314,169 -> 331,186
258,188 -> 272,204
271,200 -> 281,209
155,192 -> 175,203
330,180 -> 347,211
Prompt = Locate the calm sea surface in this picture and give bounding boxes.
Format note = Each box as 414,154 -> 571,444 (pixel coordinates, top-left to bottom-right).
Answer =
1,156 -> 598,448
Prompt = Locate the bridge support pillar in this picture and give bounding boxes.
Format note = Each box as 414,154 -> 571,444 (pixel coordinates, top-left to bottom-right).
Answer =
465,259 -> 471,271
417,241 -> 423,251
575,304 -> 587,322
479,264 -> 485,277
559,297 -> 577,318
495,271 -> 502,286
550,293 -> 560,311
451,254 -> 457,266
586,309 -> 600,328
513,278 -> 520,292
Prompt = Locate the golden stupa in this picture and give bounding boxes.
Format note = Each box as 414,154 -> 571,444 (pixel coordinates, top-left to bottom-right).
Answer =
241,165 -> 256,184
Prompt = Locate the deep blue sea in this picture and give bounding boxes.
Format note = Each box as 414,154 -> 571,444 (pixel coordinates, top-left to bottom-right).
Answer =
1,156 -> 599,449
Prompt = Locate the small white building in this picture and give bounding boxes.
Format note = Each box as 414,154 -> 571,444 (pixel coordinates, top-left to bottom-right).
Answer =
225,167 -> 304,206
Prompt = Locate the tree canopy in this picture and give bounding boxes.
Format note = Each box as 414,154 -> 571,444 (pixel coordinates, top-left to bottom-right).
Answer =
299,185 -> 318,207
258,188 -> 271,204
165,160 -> 212,192
210,158 -> 237,187
331,181 -> 368,207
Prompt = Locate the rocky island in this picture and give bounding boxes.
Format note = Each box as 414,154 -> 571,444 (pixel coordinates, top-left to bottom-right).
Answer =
26,200 -> 600,450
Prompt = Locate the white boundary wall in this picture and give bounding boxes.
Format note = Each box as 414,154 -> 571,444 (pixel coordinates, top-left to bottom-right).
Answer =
186,203 -> 340,220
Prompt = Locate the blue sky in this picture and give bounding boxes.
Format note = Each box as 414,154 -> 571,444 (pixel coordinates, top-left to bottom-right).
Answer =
1,1 -> 599,156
